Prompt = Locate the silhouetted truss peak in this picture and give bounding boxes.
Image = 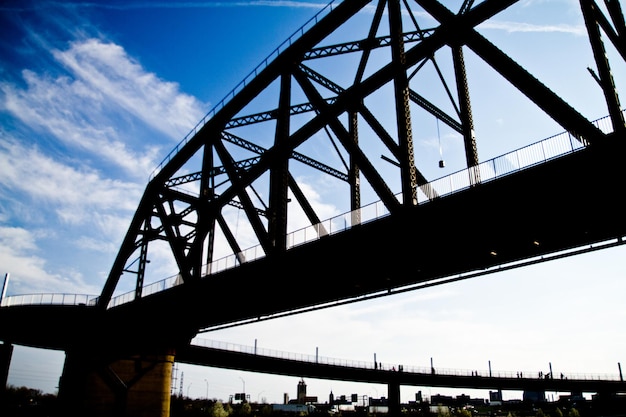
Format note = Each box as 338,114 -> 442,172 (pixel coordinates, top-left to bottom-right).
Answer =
97,0 -> 626,310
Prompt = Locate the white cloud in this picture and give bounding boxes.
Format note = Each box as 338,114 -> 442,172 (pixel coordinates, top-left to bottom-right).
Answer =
1,72 -> 155,179
0,138 -> 141,234
481,20 -> 585,35
0,38 -> 207,179
0,226 -> 98,295
52,39 -> 206,140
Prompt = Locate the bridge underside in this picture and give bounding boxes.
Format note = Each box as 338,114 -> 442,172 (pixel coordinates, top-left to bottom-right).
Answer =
153,134 -> 626,334
0,135 -> 625,351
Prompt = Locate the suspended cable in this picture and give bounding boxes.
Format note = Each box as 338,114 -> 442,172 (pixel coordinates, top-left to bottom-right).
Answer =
437,118 -> 445,168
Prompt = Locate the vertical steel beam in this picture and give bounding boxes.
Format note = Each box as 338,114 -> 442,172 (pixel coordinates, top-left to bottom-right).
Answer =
200,144 -> 216,276
349,109 -> 361,225
388,0 -> 418,206
134,235 -> 148,300
268,73 -> 292,253
581,0 -> 625,134
452,44 -> 481,184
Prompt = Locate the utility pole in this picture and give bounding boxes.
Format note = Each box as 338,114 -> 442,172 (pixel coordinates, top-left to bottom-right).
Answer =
1,273 -> 9,302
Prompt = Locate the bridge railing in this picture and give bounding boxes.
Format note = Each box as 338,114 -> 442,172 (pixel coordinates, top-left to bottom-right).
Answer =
1,114 -> 619,310
199,114 -> 615,274
0,293 -> 98,308
104,114 -> 619,308
149,0 -> 343,180
191,338 -> 624,382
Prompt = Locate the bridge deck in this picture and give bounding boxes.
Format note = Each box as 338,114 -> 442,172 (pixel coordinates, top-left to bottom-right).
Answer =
176,342 -> 626,394
1,134 -> 625,353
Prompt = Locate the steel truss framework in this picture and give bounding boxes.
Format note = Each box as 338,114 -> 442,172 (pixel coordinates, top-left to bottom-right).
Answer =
97,0 -> 626,309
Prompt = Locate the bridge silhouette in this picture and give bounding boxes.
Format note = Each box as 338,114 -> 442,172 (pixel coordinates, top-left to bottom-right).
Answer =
1,0 -> 626,416
176,339 -> 626,395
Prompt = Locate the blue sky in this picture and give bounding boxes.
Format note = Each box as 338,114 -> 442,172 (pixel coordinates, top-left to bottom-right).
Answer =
1,0 -> 625,405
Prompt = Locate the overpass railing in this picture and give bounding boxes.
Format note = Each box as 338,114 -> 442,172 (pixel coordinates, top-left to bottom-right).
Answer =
191,338 -> 624,382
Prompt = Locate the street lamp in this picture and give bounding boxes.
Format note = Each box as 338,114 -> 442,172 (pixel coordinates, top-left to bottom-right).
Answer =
205,379 -> 208,399
240,377 -> 245,397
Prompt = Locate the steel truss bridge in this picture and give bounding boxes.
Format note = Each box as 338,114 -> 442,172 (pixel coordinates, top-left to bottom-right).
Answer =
1,0 -> 626,416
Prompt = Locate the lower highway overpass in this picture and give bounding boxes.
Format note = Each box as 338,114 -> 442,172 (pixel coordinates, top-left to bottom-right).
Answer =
176,341 -> 626,396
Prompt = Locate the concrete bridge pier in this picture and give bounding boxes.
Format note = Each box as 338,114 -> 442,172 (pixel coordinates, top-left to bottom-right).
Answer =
57,346 -> 176,417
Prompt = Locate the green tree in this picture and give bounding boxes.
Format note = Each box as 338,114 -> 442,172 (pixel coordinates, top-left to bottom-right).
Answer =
568,408 -> 580,417
210,400 -> 230,417
239,402 -> 252,415
436,406 -> 451,417
455,409 -> 472,417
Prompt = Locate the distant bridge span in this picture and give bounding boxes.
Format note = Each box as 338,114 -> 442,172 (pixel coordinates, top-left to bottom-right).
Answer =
1,0 -> 626,416
176,340 -> 626,395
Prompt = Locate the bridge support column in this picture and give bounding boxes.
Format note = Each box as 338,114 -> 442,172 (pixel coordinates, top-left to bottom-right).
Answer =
58,347 -> 175,417
387,379 -> 401,416
0,342 -> 13,401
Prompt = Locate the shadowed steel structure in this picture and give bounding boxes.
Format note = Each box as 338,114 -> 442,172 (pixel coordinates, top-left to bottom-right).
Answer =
1,1 -> 625,416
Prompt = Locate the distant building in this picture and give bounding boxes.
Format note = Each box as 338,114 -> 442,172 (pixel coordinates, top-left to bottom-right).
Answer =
272,403 -> 316,414
292,378 -> 317,404
523,390 -> 546,403
297,379 -> 306,403
489,390 -> 502,403
431,394 -> 455,406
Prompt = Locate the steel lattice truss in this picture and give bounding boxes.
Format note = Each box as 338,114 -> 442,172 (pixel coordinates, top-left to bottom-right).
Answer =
97,0 -> 626,309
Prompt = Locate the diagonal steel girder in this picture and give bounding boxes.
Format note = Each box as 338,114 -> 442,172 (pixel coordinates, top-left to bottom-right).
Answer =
416,0 -> 606,143
182,0 -> 525,270
98,0 -> 586,311
98,0 -> 373,309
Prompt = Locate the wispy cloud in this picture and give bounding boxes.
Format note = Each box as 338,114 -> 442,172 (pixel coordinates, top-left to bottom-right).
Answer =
0,38 -> 207,179
0,226 -> 100,295
52,39 -> 206,140
0,31 -> 215,294
0,0 -> 330,12
481,20 -> 585,35
0,137 -> 142,228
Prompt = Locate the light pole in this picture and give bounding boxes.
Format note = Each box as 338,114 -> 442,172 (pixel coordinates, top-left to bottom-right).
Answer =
205,379 -> 208,399
240,377 -> 245,397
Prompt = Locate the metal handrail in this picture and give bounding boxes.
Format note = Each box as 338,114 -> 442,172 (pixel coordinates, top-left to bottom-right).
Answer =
191,338 -> 624,382
2,113 -> 619,310
107,113 -> 617,307
0,293 -> 98,308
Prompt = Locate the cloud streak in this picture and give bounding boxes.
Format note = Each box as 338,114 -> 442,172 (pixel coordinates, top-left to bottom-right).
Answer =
0,1 -> 330,12
481,20 -> 585,35
1,38 -> 207,179
0,226 -> 100,295
0,137 -> 142,227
